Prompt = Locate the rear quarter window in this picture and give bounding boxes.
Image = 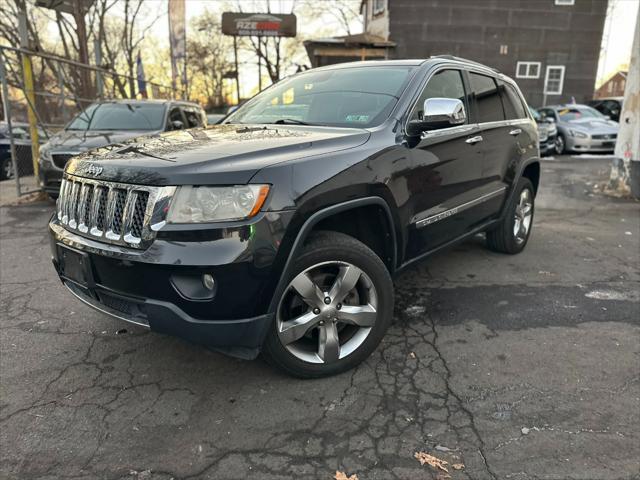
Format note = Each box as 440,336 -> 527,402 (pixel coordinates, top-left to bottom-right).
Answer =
498,80 -> 527,120
469,72 -> 505,123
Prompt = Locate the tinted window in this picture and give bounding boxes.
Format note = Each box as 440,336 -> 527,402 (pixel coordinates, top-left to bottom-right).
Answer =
499,81 -> 527,120
227,66 -> 413,128
167,107 -> 185,130
184,107 -> 203,128
469,73 -> 504,123
411,69 -> 466,122
67,103 -> 166,131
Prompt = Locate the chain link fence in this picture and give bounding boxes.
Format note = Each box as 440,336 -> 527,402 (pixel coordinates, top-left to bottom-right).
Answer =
0,45 -> 176,199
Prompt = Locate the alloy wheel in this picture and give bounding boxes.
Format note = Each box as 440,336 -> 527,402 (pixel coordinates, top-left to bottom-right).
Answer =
555,135 -> 565,155
513,188 -> 533,244
276,261 -> 378,364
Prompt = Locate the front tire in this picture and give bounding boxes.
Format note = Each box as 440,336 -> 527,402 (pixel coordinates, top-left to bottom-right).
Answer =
555,134 -> 566,155
486,177 -> 535,254
262,231 -> 394,378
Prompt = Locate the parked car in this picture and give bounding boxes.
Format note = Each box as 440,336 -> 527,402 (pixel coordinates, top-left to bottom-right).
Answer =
530,108 -> 557,156
588,97 -> 623,122
39,100 -> 206,198
0,122 -> 47,180
50,57 -> 540,378
538,104 -> 619,155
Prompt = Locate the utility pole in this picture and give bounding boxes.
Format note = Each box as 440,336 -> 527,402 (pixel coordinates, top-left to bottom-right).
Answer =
610,4 -> 640,198
233,35 -> 240,104
17,8 -> 39,178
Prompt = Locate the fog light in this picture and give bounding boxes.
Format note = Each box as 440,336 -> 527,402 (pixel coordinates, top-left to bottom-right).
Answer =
202,273 -> 215,290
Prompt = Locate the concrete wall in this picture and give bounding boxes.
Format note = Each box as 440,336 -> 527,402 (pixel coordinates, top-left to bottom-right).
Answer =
386,0 -> 608,107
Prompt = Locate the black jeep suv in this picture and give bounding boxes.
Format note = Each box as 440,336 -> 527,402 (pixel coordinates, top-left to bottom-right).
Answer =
49,57 -> 540,378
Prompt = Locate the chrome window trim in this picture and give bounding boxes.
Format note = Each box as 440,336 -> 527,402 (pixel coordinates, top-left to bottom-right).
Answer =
414,187 -> 507,229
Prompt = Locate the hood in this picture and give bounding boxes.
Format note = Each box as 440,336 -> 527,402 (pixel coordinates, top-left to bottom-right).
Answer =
66,124 -> 370,185
46,129 -> 161,153
565,118 -> 619,133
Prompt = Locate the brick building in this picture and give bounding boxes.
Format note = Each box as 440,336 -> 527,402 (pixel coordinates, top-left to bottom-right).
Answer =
307,0 -> 608,107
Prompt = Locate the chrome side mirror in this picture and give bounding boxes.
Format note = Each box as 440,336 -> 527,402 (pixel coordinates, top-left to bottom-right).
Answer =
407,98 -> 466,136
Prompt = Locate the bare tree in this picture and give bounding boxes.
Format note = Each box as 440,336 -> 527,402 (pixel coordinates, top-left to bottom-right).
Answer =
188,11 -> 234,108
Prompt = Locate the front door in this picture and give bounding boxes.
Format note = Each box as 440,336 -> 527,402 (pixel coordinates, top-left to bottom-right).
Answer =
404,68 -> 487,259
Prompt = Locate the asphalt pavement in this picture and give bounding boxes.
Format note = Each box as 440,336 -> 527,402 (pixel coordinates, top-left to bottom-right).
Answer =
1,154 -> 638,480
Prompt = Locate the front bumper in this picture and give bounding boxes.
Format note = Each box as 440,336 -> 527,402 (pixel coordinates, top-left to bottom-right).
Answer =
539,134 -> 557,156
566,135 -> 616,153
49,209 -> 295,357
38,159 -> 63,194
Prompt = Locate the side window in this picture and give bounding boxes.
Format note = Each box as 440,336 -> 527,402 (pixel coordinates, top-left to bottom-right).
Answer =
167,107 -> 185,130
184,107 -> 203,128
411,69 -> 467,122
469,73 -> 505,123
498,80 -> 527,120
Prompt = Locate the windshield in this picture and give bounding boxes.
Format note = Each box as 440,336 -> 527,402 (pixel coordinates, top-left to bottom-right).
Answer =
226,66 -> 414,128
557,106 -> 605,121
67,103 -> 166,131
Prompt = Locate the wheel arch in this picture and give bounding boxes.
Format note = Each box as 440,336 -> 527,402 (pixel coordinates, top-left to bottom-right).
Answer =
267,197 -> 398,314
500,157 -> 541,221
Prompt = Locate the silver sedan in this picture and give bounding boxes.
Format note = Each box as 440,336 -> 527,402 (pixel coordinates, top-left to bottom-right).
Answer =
538,104 -> 619,155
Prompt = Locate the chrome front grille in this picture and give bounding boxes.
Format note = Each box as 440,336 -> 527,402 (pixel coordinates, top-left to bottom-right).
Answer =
57,174 -> 174,248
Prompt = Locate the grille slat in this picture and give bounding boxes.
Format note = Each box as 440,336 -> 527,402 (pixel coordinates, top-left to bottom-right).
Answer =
57,174 -> 158,248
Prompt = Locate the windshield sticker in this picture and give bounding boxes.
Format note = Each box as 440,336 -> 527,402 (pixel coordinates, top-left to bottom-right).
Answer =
345,114 -> 370,123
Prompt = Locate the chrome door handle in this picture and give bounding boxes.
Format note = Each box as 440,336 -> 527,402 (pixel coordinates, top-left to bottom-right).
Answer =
509,128 -> 522,136
465,135 -> 483,144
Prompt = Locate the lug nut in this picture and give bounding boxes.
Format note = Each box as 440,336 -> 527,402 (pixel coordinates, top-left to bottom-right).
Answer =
313,307 -> 320,315
319,320 -> 324,326
336,303 -> 342,310
324,297 -> 331,305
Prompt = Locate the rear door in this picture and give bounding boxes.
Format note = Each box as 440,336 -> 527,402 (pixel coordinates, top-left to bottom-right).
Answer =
405,68 -> 486,258
467,72 -> 512,218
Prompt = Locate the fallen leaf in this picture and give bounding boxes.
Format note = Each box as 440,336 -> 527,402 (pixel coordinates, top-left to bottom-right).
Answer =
415,451 -> 448,473
335,471 -> 358,480
409,352 -> 416,359
452,463 -> 465,470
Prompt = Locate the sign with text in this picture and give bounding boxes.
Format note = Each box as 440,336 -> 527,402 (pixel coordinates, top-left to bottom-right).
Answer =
221,12 -> 297,37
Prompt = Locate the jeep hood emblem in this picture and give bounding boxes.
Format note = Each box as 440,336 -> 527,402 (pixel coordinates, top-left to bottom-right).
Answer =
86,164 -> 103,176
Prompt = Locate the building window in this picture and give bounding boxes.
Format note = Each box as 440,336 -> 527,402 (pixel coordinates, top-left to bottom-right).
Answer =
373,0 -> 385,15
516,62 -> 541,79
555,0 -> 575,5
544,66 -> 566,95
499,44 -> 508,55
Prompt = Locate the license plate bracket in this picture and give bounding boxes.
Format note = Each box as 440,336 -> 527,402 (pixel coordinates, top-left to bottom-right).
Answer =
58,245 -> 93,288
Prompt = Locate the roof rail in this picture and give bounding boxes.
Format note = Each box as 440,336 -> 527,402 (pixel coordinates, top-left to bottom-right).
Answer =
430,55 -> 500,73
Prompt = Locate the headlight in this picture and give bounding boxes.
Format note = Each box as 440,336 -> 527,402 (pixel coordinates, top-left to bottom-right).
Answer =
166,185 -> 270,223
569,129 -> 588,139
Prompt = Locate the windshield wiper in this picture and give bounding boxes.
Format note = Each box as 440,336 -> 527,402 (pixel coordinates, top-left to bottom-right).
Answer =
272,118 -> 310,125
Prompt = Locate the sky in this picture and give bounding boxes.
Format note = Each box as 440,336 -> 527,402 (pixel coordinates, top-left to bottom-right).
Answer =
596,0 -> 638,85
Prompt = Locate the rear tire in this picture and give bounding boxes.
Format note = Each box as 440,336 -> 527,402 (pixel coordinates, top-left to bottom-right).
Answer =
262,231 -> 394,378
486,177 -> 535,254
